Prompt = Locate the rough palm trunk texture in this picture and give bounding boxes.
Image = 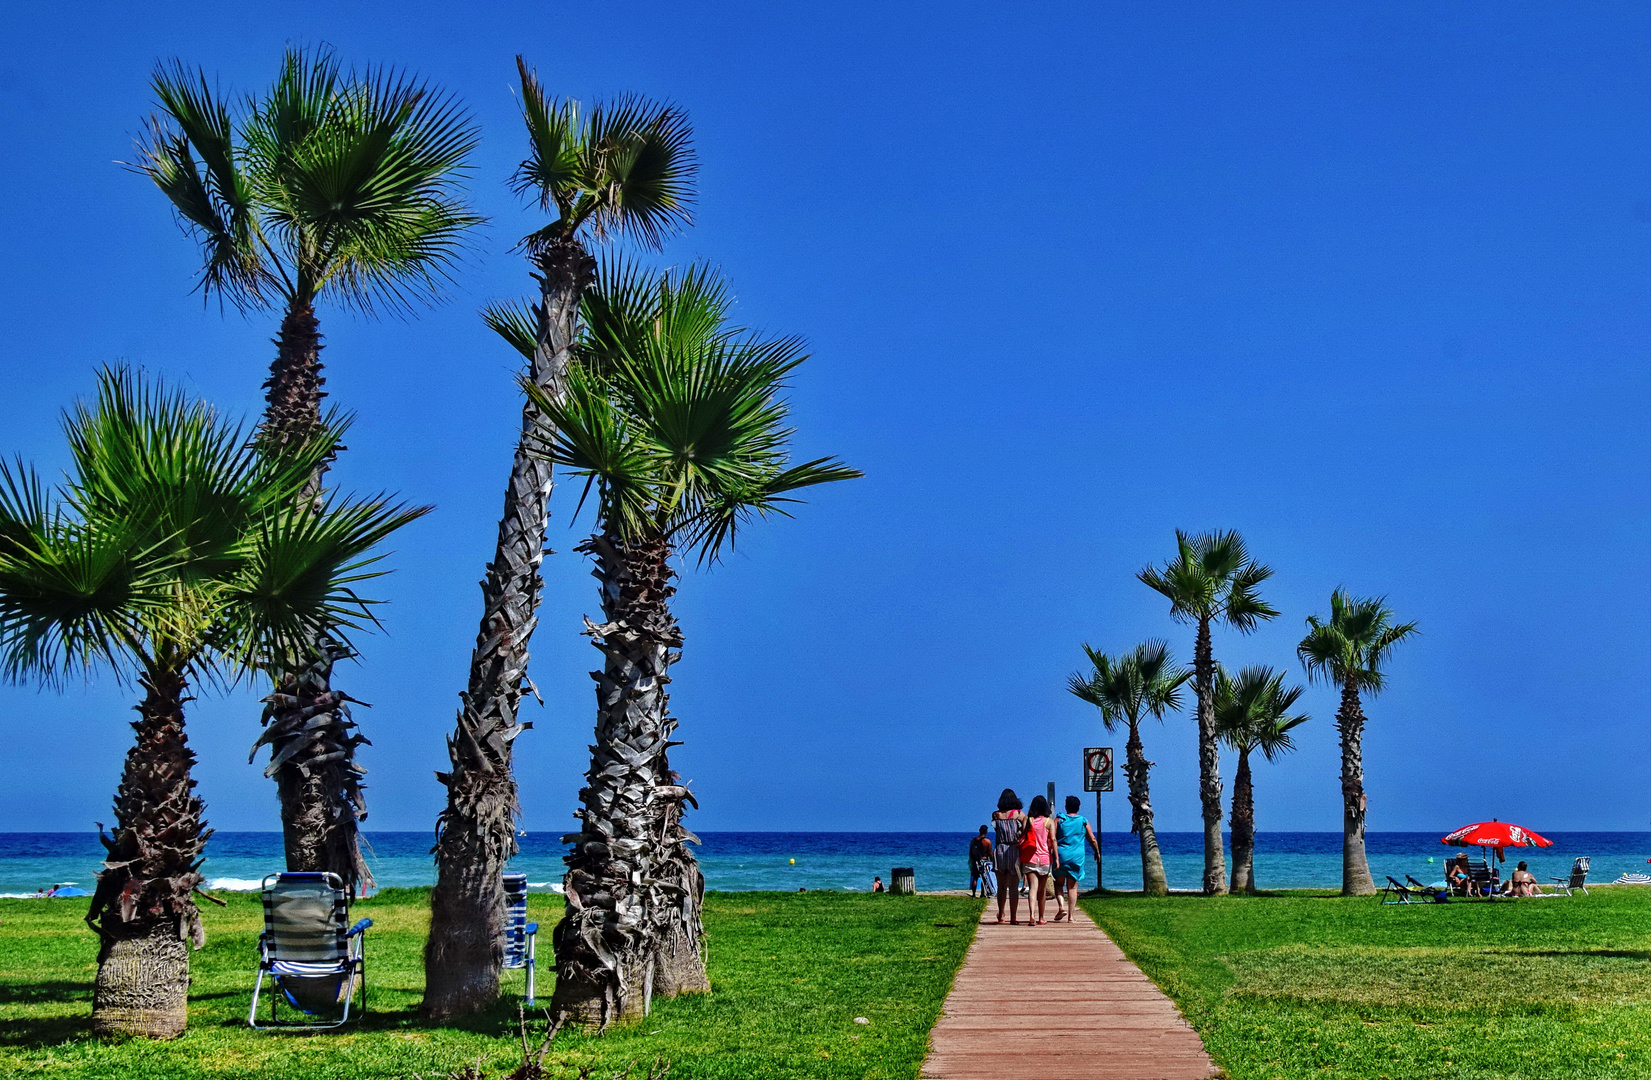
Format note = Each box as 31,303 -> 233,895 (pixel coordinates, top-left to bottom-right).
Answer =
423,239 -> 595,1020
1192,618 -> 1228,895
88,670 -> 208,1039
1338,675 -> 1376,896
255,299 -> 373,891
552,531 -> 707,1026
1229,750 -> 1256,894
253,643 -> 372,891
1122,724 -> 1169,896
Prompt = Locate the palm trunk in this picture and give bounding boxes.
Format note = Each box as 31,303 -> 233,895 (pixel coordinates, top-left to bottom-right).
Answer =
252,643 -> 372,890
1193,617 -> 1228,895
87,670 -> 209,1039
424,239 -> 595,1020
1229,749 -> 1256,894
552,529 -> 705,1026
1123,722 -> 1169,896
1337,675 -> 1375,896
255,299 -> 374,893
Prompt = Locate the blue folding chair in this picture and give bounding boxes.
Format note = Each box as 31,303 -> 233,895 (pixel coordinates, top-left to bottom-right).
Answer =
502,873 -> 539,1005
248,872 -> 371,1030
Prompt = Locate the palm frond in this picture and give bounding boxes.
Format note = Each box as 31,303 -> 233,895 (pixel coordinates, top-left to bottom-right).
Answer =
483,299 -> 542,363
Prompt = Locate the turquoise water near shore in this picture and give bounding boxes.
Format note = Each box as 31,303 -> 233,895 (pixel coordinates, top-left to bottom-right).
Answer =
4,831 -> 1647,895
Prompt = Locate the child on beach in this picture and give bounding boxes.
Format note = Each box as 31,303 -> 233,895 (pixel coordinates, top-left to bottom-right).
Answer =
1051,795 -> 1102,920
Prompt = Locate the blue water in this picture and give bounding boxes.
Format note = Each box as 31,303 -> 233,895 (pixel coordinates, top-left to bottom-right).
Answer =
3,831 -> 1647,896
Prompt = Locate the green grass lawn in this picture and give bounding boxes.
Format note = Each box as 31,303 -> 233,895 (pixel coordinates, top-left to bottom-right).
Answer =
1081,886 -> 1651,1080
0,889 -> 983,1079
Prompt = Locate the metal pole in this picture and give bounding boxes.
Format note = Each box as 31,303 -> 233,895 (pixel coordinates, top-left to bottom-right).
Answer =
1047,781 -> 1056,815
1096,790 -> 1103,892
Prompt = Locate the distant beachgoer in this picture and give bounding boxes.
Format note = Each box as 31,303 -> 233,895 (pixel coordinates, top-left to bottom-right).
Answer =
992,788 -> 1027,923
1447,855 -> 1478,897
1507,861 -> 1539,897
969,826 -> 996,898
1019,795 -> 1058,925
1052,795 -> 1102,920
872,876 -> 885,893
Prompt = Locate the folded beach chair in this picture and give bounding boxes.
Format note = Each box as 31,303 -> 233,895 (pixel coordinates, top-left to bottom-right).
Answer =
1380,876 -> 1421,904
249,872 -> 371,1030
1545,857 -> 1590,897
502,872 -> 540,1005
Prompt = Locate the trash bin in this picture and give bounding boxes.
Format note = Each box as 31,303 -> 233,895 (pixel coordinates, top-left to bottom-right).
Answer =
891,867 -> 915,895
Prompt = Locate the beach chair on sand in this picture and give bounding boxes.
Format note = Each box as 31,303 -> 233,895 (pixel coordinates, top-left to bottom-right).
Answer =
249,872 -> 371,1030
502,873 -> 540,1005
1468,859 -> 1501,897
1543,857 -> 1590,897
1380,876 -> 1423,904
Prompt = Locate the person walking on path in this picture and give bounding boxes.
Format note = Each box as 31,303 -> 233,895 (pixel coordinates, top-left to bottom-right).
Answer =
992,789 -> 1027,923
1020,795 -> 1058,925
969,826 -> 997,898
1052,795 -> 1103,920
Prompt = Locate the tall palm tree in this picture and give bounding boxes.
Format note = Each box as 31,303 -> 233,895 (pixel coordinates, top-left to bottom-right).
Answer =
1138,530 -> 1278,895
421,57 -> 696,1021
525,263 -> 859,1025
0,369 -> 424,1038
136,47 -> 480,892
1067,640 -> 1190,896
1298,590 -> 1418,896
1214,665 -> 1309,894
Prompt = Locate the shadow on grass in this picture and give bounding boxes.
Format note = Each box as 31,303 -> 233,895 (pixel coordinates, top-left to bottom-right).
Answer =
0,1014 -> 90,1048
0,980 -> 90,1005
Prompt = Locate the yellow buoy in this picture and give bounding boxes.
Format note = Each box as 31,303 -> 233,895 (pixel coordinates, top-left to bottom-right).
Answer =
789,858 -> 795,865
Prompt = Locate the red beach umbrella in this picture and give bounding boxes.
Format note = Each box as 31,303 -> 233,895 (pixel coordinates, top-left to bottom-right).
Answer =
1441,821 -> 1553,849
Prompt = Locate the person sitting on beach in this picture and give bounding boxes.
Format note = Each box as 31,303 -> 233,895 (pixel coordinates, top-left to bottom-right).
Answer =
1019,795 -> 1058,925
992,788 -> 1028,924
1507,861 -> 1540,897
1447,855 -> 1479,897
969,827 -> 996,898
871,876 -> 885,893
1051,795 -> 1102,921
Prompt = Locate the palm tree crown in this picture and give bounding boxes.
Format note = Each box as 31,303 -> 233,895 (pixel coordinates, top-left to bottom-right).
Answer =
527,262 -> 860,555
1067,640 -> 1190,730
511,57 -> 696,253
1298,589 -> 1419,694
1214,665 -> 1310,760
137,47 -> 481,315
1137,529 -> 1279,628
0,370 -> 422,684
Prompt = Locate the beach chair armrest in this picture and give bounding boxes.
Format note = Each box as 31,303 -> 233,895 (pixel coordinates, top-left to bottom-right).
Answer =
346,917 -> 373,937
525,921 -> 539,935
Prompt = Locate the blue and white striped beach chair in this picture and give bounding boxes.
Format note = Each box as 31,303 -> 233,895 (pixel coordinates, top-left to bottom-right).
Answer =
502,873 -> 539,1005
248,872 -> 371,1030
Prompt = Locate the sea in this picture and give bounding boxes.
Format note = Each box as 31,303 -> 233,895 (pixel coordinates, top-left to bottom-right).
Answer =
3,831 -> 1648,896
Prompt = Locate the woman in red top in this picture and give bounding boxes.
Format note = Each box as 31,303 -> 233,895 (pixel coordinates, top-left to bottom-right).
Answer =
1019,795 -> 1058,925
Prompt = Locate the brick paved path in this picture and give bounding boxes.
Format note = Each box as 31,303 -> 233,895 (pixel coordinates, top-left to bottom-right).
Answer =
922,904 -> 1220,1080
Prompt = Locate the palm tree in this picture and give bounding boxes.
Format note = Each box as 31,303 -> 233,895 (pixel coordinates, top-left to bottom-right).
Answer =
1066,640 -> 1190,896
1298,590 -> 1418,896
525,262 -> 859,1025
136,47 -> 480,893
1214,665 -> 1309,894
1138,530 -> 1278,895
421,58 -> 696,1021
0,369 -> 424,1038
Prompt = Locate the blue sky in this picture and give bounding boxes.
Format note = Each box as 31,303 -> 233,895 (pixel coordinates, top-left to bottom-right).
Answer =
0,2 -> 1646,837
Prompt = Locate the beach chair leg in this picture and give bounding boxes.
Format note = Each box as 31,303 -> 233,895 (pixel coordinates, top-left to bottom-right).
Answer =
526,934 -> 537,1006
248,966 -> 266,1029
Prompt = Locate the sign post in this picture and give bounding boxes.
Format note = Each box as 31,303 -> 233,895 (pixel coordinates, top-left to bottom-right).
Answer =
1083,748 -> 1114,891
